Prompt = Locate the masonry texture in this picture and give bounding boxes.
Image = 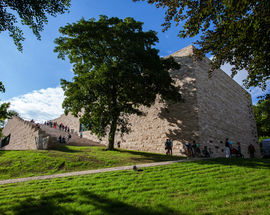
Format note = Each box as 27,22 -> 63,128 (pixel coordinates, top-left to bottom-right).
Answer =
1,116 -> 40,150
50,45 -> 260,158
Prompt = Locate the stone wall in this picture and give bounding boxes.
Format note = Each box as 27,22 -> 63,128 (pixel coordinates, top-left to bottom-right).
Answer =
194,55 -> 260,157
52,112 -> 81,135
1,116 -> 39,150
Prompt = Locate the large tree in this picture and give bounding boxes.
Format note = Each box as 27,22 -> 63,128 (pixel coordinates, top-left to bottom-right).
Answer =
133,0 -> 270,90
0,82 -> 10,137
0,0 -> 71,51
54,16 -> 182,150
253,94 -> 270,138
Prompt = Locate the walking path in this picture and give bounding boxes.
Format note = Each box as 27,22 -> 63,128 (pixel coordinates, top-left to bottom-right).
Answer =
0,158 -> 206,185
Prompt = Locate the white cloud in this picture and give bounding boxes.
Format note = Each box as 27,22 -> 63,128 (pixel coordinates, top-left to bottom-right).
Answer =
5,87 -> 64,123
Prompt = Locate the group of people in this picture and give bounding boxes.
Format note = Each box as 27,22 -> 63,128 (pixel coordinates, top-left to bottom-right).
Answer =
44,121 -> 71,133
57,133 -> 72,144
165,138 -> 257,158
224,138 -> 256,158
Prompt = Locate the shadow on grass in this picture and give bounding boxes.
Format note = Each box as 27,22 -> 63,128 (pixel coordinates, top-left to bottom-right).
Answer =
116,149 -> 185,162
10,191 -> 186,215
51,145 -> 82,153
194,157 -> 270,169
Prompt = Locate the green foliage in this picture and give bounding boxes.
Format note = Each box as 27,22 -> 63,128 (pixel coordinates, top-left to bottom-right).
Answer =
253,94 -> 270,138
0,158 -> 269,214
133,0 -> 270,90
54,16 -> 182,150
0,0 -> 71,51
0,82 -> 10,137
0,145 -> 183,180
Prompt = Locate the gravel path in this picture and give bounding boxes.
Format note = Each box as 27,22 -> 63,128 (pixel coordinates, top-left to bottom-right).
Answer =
0,158 -> 206,185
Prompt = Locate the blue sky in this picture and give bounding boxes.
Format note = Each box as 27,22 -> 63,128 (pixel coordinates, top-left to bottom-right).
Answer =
0,0 -> 268,122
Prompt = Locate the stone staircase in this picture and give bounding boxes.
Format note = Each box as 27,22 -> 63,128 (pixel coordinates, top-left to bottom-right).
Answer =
39,125 -> 104,148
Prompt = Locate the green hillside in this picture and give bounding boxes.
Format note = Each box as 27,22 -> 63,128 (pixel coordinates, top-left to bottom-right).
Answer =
1,158 -> 269,215
0,145 -> 183,180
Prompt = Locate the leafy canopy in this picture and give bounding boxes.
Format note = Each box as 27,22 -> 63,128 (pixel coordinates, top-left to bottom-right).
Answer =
0,82 -> 18,137
133,0 -> 270,90
0,0 -> 71,51
54,16 -> 181,149
253,94 -> 270,138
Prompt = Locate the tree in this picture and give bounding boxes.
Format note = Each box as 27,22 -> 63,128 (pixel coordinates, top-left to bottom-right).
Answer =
253,94 -> 270,138
0,82 -> 9,137
133,0 -> 270,90
54,16 -> 182,150
0,0 -> 71,51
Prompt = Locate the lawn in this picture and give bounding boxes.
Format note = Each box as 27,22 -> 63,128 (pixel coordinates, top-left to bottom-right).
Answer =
0,145 -> 183,180
0,158 -> 269,215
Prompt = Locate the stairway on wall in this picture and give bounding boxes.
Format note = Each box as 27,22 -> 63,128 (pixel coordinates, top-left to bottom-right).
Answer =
39,125 -> 103,148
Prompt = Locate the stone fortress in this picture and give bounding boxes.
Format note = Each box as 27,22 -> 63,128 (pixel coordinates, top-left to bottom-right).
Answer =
1,45 -> 260,158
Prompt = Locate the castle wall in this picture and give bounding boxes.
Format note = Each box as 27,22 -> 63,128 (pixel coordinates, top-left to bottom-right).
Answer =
1,116 -> 39,150
194,56 -> 260,157
52,112 -> 81,135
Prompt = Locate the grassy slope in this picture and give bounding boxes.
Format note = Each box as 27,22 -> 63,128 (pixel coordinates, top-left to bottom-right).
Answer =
0,145 -> 183,180
0,158 -> 270,215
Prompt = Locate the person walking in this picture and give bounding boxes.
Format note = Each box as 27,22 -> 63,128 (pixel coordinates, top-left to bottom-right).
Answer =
248,144 -> 255,158
169,139 -> 173,156
165,139 -> 170,155
225,138 -> 231,158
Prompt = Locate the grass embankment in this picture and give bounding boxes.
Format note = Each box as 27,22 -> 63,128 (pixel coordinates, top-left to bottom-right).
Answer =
0,158 -> 269,214
0,145 -> 183,180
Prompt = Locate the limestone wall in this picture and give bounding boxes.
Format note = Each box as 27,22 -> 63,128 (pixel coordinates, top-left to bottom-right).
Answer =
194,56 -> 260,157
52,112 -> 81,135
1,116 -> 39,150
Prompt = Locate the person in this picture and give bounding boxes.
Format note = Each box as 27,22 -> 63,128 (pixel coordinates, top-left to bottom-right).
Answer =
225,138 -> 231,158
195,143 -> 201,157
62,137 -> 66,144
57,135 -> 62,143
191,141 -> 196,157
66,133 -> 71,142
165,139 -> 170,155
202,146 -> 210,157
117,141 -> 121,148
185,142 -> 192,157
80,132 -> 83,138
169,139 -> 173,156
237,142 -> 243,158
248,144 -> 255,158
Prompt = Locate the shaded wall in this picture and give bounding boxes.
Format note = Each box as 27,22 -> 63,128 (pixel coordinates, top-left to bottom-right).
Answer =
195,55 -> 260,157
1,116 -> 39,150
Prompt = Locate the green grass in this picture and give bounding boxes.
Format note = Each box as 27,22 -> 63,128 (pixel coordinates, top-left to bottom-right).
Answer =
0,145 -> 183,180
0,158 -> 269,215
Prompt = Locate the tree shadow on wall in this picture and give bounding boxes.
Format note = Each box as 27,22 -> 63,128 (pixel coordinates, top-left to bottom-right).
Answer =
9,190 -> 187,215
158,56 -> 200,154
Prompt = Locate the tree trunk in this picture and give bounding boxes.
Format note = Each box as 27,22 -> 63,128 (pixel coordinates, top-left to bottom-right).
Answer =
107,115 -> 118,150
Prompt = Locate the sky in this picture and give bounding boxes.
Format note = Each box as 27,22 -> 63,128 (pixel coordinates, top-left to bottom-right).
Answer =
0,0 -> 269,122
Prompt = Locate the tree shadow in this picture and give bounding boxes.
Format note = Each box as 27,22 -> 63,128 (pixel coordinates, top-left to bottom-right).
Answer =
11,192 -> 82,215
115,149 -> 185,162
51,145 -> 82,153
194,157 -> 270,170
157,56 -> 199,155
9,190 -> 187,215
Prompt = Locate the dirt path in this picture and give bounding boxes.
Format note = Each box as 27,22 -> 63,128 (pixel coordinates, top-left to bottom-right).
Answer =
0,158 -> 206,185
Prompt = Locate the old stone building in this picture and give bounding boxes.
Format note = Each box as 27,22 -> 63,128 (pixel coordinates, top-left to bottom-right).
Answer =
51,45 -> 260,158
